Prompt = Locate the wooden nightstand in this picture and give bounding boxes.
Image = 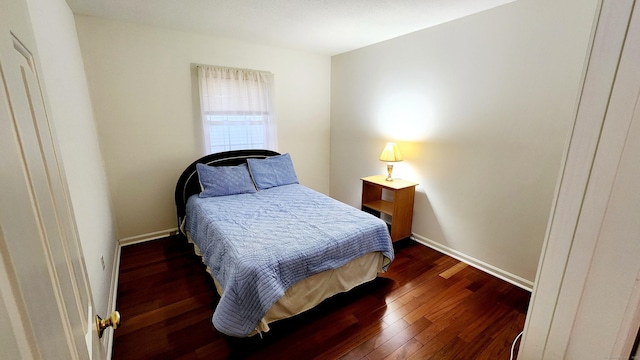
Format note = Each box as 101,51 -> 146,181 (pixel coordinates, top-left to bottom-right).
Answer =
361,175 -> 418,242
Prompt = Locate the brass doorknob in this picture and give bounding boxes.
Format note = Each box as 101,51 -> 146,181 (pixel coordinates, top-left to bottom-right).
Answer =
96,311 -> 121,338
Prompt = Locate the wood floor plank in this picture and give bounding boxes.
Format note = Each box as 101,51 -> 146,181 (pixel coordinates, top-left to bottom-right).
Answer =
409,281 -> 473,324
407,338 -> 446,360
113,236 -> 530,359
312,311 -> 389,360
365,317 -> 432,360
382,338 -> 423,360
340,319 -> 411,360
427,335 -> 469,360
438,261 -> 468,279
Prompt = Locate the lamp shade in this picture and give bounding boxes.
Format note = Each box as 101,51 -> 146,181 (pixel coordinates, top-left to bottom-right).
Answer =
379,142 -> 403,162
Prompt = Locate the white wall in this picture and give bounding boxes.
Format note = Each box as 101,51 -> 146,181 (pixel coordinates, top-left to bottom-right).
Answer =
24,0 -> 118,321
330,0 -> 598,285
74,16 -> 331,239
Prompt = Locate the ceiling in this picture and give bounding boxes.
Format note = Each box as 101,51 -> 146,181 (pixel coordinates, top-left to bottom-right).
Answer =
65,0 -> 516,56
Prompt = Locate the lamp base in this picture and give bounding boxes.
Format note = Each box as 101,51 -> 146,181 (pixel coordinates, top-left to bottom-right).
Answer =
386,163 -> 394,181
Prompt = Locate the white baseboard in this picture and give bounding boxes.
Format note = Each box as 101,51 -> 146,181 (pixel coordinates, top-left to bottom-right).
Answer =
118,228 -> 179,247
410,233 -> 534,292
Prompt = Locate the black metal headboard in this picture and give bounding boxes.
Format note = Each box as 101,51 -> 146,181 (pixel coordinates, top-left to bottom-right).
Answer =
174,149 -> 280,234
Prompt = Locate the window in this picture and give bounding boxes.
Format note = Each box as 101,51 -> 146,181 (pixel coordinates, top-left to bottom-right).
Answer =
197,65 -> 277,154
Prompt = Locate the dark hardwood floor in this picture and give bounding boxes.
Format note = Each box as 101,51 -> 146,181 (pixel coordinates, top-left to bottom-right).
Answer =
113,235 -> 529,359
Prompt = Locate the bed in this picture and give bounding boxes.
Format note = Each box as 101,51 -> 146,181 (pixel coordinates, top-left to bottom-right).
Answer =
175,150 -> 394,337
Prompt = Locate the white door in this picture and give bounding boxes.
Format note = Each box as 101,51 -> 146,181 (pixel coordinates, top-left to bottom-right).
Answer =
0,0 -> 103,358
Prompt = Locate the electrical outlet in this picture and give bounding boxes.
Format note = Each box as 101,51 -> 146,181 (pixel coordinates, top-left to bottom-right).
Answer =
100,255 -> 105,271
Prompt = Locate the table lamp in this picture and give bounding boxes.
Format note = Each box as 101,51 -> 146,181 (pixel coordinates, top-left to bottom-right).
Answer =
379,142 -> 403,181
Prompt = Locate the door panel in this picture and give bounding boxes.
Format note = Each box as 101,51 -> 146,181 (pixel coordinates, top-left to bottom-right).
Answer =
13,32 -> 92,315
0,224 -> 38,359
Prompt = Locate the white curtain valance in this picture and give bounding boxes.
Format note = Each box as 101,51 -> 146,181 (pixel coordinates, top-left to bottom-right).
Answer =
197,65 -> 277,153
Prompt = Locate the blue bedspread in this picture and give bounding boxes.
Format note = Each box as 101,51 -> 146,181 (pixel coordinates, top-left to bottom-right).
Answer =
185,184 -> 394,337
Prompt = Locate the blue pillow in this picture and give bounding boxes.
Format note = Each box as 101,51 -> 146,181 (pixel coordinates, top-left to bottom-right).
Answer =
247,153 -> 299,190
196,163 -> 257,197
